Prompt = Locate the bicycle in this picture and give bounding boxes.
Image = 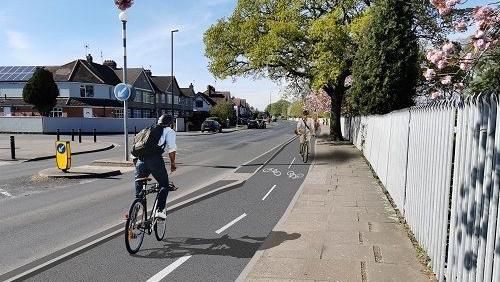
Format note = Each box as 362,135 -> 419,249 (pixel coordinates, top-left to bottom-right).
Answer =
124,177 -> 177,254
299,135 -> 309,163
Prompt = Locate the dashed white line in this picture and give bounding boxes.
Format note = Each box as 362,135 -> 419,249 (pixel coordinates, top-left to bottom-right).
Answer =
288,157 -> 295,169
215,213 -> 247,234
262,185 -> 277,201
0,188 -> 12,197
146,255 -> 192,282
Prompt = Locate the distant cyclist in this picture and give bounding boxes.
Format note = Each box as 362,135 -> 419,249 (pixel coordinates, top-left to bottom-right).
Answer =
133,114 -> 177,220
295,109 -> 315,149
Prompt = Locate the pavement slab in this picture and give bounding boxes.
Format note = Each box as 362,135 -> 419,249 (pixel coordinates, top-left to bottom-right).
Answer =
241,135 -> 435,282
0,134 -> 114,162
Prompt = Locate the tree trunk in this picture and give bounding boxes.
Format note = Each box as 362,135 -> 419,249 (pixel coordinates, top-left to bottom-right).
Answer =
324,70 -> 350,141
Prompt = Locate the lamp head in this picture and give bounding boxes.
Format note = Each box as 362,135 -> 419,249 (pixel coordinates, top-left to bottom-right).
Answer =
119,11 -> 128,22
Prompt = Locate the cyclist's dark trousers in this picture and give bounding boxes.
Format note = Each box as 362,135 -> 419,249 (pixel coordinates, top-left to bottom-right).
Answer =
134,154 -> 169,211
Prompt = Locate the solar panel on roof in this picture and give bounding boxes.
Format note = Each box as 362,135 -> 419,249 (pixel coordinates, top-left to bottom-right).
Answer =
0,66 -> 37,81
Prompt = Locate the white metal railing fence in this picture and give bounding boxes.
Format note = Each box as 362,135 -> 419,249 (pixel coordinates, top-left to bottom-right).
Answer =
342,93 -> 500,282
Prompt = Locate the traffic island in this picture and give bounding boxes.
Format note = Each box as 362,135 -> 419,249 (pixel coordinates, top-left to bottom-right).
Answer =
91,159 -> 134,167
39,165 -> 122,179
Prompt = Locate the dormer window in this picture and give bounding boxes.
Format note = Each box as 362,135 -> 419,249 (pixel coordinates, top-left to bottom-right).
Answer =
80,85 -> 94,97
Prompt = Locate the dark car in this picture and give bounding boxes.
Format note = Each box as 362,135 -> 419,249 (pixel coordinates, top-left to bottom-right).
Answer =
201,120 -> 222,133
247,119 -> 259,129
206,117 -> 226,128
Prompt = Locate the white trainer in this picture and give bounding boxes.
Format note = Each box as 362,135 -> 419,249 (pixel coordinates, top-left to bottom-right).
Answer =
154,209 -> 167,220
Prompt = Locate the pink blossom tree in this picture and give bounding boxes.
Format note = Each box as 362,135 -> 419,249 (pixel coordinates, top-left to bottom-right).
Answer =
424,0 -> 499,98
114,0 -> 133,10
305,91 -> 331,115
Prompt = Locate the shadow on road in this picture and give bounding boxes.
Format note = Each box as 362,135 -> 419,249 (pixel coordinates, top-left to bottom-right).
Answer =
132,231 -> 301,259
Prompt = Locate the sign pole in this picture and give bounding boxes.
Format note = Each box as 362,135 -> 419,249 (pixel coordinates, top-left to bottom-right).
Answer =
122,18 -> 129,161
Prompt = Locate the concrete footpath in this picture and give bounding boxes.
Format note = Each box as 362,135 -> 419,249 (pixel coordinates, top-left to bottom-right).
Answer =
240,138 -> 435,281
0,134 -> 114,162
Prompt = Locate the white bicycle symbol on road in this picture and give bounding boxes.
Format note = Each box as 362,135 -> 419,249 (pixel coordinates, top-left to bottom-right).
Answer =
262,167 -> 281,176
287,171 -> 304,179
262,167 -> 304,179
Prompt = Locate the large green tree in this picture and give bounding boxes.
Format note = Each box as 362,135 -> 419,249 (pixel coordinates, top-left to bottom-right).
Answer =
210,101 -> 235,122
348,0 -> 419,115
204,0 -> 372,140
289,100 -> 305,118
265,99 -> 291,117
22,68 -> 60,116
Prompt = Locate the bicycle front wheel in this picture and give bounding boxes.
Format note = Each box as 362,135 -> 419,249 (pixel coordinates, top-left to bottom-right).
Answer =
125,199 -> 146,254
302,142 -> 309,163
153,195 -> 167,241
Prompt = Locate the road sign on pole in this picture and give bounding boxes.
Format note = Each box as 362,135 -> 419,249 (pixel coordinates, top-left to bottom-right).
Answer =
114,83 -> 133,101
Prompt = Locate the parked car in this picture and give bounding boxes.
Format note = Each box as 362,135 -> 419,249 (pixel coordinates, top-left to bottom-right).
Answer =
201,120 -> 222,133
247,119 -> 259,129
206,117 -> 226,128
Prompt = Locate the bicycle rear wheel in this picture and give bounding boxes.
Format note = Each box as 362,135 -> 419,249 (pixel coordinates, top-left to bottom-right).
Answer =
153,194 -> 167,241
125,199 -> 146,254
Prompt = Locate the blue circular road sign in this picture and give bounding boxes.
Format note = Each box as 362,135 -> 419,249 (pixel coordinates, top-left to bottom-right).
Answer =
114,83 -> 134,101
57,143 -> 66,154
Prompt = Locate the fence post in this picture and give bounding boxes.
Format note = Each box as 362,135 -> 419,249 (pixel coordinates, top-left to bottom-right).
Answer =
56,129 -> 60,141
134,126 -> 137,136
71,129 -> 75,141
93,128 -> 97,143
10,136 -> 15,160
78,129 -> 82,143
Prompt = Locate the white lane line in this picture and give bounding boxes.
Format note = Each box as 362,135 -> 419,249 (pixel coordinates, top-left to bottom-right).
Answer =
146,255 -> 192,282
215,213 -> 247,234
0,188 -> 12,197
262,185 -> 277,201
288,157 -> 296,169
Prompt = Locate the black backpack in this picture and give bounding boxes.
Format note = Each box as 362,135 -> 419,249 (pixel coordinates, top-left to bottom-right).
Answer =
131,125 -> 164,157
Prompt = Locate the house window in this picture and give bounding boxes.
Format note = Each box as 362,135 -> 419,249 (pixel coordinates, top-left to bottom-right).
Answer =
134,91 -> 143,103
143,110 -> 151,118
134,109 -> 142,118
145,92 -> 154,104
167,94 -> 172,104
114,109 -> 124,118
80,85 -> 94,97
50,107 -> 63,117
195,100 -> 203,108
160,94 -> 165,104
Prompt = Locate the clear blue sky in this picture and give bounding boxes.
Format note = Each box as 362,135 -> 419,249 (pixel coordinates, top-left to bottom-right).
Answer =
0,0 -> 492,110
0,0 -> 279,110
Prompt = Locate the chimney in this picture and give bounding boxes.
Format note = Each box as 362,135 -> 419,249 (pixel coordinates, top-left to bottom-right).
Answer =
189,83 -> 194,91
86,54 -> 93,63
144,69 -> 152,77
103,60 -> 117,69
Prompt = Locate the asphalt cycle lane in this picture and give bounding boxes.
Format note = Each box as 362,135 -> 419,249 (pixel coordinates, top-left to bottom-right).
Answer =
21,138 -> 313,282
0,122 -> 296,277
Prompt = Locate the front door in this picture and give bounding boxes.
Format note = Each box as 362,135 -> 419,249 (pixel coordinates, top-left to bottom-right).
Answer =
3,107 -> 11,116
83,108 -> 93,118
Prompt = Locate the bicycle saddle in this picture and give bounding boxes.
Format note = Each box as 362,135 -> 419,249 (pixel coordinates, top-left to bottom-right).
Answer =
135,177 -> 152,182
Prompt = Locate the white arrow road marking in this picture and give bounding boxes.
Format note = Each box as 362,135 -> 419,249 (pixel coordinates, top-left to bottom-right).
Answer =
215,213 -> 247,234
146,255 -> 192,282
0,188 -> 12,197
262,185 -> 277,201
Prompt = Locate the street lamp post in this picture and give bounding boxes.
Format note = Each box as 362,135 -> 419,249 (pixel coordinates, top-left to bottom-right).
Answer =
119,11 -> 129,161
170,29 -> 178,122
